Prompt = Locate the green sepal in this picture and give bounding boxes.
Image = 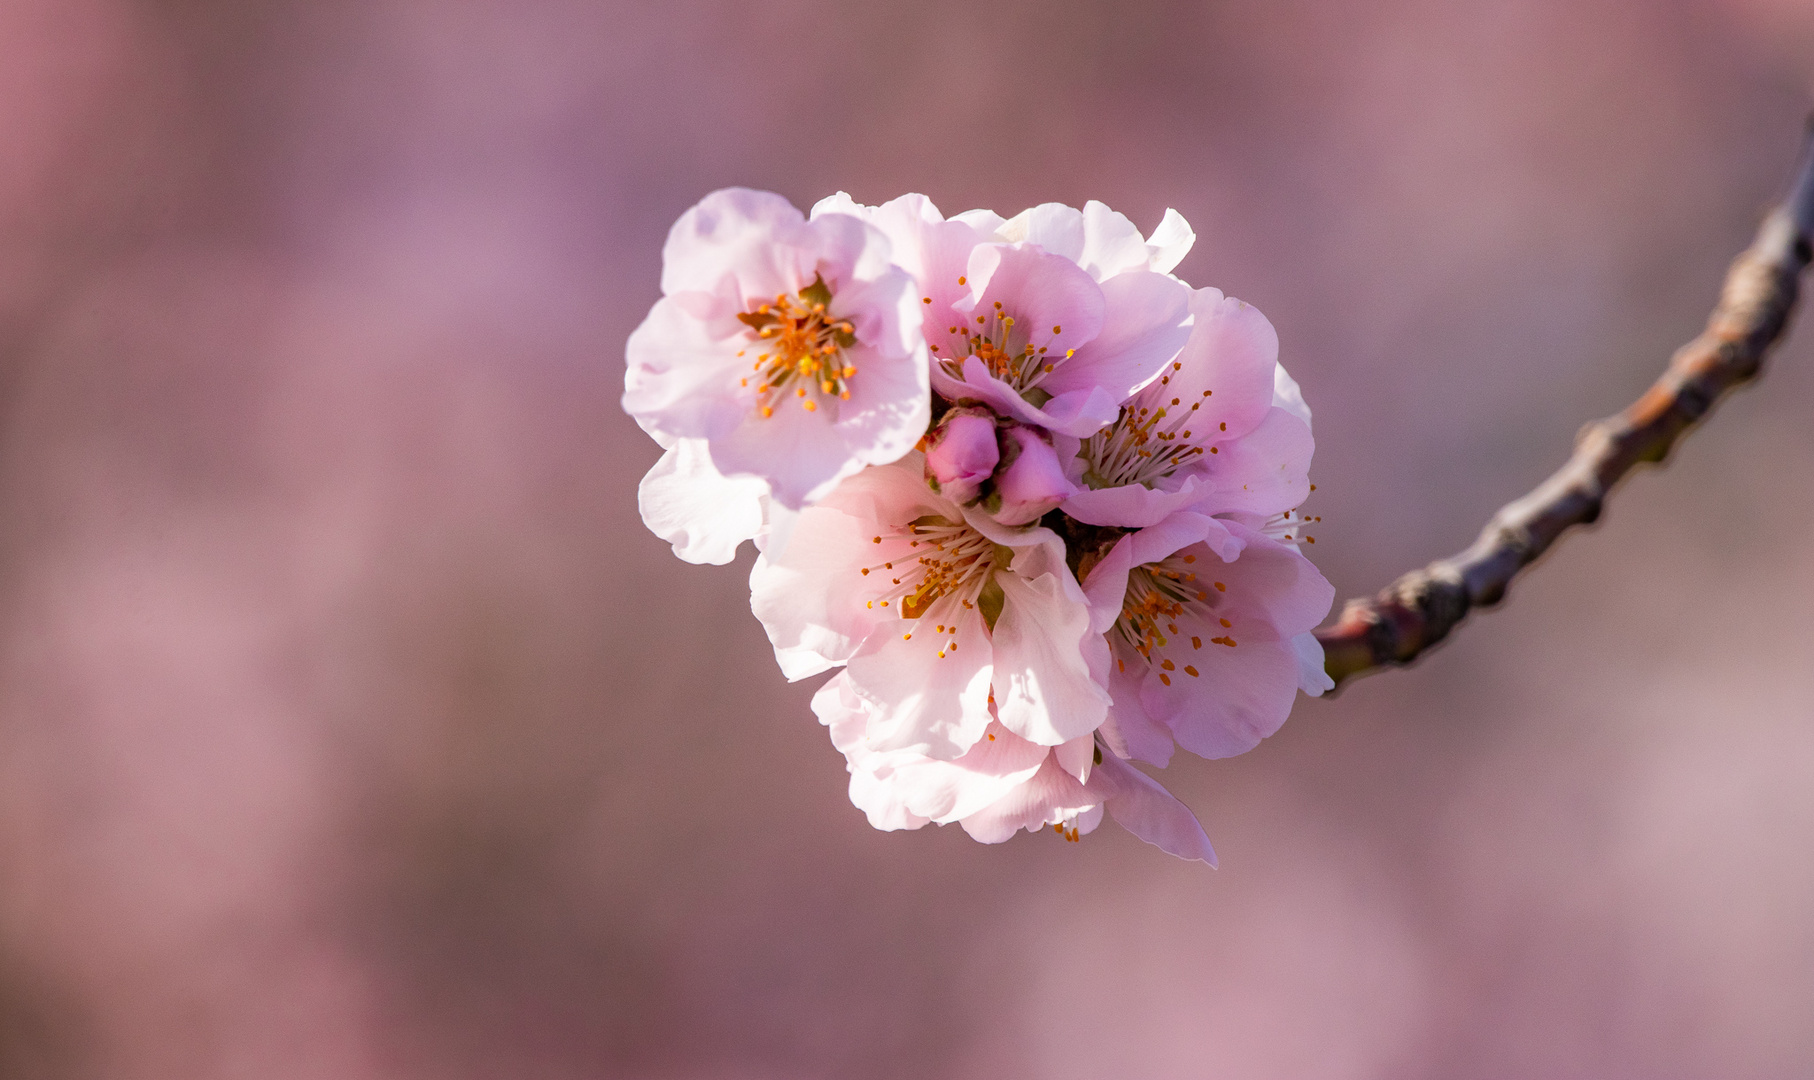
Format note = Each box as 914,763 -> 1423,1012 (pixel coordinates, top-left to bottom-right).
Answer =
976,574 -> 1006,631
798,274 -> 834,310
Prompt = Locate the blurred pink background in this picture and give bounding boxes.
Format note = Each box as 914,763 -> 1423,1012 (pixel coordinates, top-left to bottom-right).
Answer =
2,1 -> 1813,1076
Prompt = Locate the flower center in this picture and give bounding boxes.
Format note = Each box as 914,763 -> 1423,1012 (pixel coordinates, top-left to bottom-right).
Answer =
737,275 -> 857,418
1115,561 -> 1193,658
932,291 -> 1074,398
1113,553 -> 1232,684
1080,373 -> 1215,489
858,515 -> 1011,658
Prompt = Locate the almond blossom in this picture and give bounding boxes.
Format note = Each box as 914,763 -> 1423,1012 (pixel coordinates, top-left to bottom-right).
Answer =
750,455 -> 1109,759
1081,512 -> 1334,766
815,673 -> 1216,863
1062,286 -> 1314,530
624,188 -> 929,517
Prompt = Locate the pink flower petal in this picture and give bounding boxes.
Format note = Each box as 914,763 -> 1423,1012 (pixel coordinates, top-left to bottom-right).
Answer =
1134,528 -> 1333,759
952,243 -> 1105,361
1054,734 -> 1095,783
627,188 -> 930,515
1190,406 -> 1315,518
1133,289 -> 1280,444
1095,754 -> 1217,865
750,463 -> 945,679
1102,640 -> 1177,766
991,425 -> 1077,526
659,187 -> 814,299
1041,270 -> 1192,403
923,409 -> 1000,503
1062,471 -> 1216,529
1144,208 -> 1196,274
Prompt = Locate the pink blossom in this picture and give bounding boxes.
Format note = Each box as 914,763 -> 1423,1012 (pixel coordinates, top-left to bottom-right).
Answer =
815,673 -> 1216,864
623,188 -> 929,511
812,192 -> 999,330
1291,626 -> 1335,697
1080,512 -> 1335,766
1063,287 -> 1314,529
750,456 -> 1109,759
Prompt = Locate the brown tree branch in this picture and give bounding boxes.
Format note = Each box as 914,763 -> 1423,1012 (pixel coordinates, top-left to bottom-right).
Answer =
1315,119 -> 1814,691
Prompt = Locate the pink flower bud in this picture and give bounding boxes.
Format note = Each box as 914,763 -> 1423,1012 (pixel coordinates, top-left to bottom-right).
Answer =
992,424 -> 1077,525
924,408 -> 999,504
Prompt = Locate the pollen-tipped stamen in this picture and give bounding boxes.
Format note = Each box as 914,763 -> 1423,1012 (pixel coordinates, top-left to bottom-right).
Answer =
1080,376 -> 1218,489
936,301 -> 1062,392
1115,554 -> 1230,677
738,275 -> 858,418
856,516 -> 1006,657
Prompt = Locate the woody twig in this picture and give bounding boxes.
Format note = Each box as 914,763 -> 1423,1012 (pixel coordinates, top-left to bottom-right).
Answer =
1316,119 -> 1814,691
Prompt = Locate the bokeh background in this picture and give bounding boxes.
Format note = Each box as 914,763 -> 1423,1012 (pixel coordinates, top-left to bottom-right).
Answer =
2,0 -> 1813,1076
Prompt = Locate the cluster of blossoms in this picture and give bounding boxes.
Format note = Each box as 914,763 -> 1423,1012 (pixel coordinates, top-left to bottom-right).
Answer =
625,188 -> 1333,864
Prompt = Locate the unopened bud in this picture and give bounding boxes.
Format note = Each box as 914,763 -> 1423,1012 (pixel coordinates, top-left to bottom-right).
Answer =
924,407 -> 999,504
991,424 -> 1076,525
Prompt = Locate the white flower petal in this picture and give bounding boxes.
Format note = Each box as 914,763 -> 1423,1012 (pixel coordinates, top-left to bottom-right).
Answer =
951,207 -> 1007,238
899,722 -> 1049,823
637,439 -> 766,565
1078,200 -> 1156,280
846,603 -> 994,759
957,755 -> 1103,843
996,203 -> 1086,263
1291,630 -> 1334,697
990,541 -> 1110,745
1273,360 -> 1313,429
755,499 -> 799,560
1144,208 -> 1196,275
